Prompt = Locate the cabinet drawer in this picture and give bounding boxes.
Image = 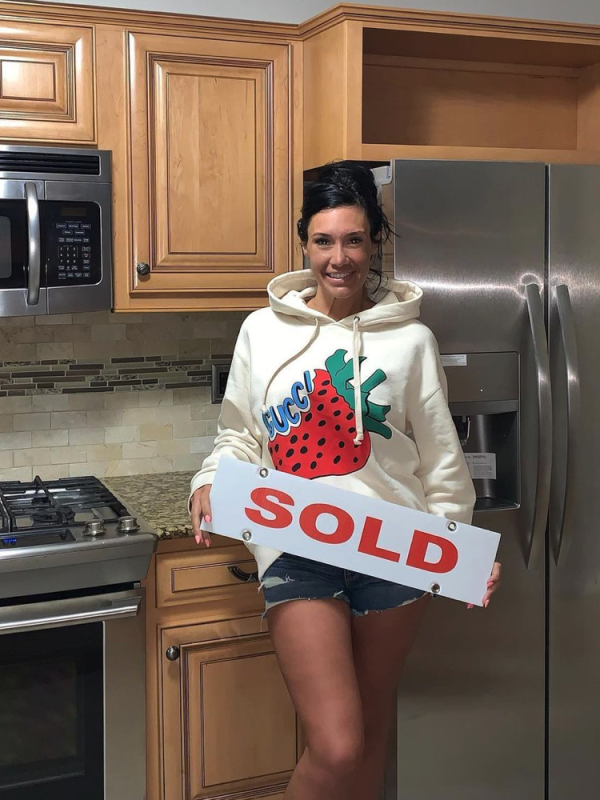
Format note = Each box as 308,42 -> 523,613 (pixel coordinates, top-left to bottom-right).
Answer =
156,545 -> 259,608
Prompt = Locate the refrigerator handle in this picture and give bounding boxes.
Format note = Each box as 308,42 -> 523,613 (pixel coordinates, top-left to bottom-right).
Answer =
552,284 -> 581,565
525,283 -> 552,567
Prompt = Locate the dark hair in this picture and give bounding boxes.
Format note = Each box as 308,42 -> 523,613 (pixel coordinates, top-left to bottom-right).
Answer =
297,161 -> 393,253
297,161 -> 393,297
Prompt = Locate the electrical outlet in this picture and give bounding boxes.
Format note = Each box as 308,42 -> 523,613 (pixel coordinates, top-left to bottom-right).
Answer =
211,362 -> 231,403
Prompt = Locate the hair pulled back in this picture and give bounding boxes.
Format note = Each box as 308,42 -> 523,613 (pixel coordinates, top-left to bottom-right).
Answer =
297,161 -> 392,252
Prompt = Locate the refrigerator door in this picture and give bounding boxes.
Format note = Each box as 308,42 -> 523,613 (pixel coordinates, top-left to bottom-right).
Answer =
548,165 -> 600,799
381,161 -> 547,800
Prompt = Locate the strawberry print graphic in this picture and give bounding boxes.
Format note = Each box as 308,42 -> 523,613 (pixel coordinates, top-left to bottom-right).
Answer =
265,349 -> 391,479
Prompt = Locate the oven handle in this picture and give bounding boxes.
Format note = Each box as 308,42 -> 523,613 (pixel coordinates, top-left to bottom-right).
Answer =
0,588 -> 142,635
25,181 -> 41,306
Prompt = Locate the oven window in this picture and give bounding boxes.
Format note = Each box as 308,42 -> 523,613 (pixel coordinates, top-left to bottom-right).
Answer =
0,623 -> 103,800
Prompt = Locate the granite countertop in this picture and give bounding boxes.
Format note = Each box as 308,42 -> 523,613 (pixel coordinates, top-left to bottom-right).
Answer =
103,471 -> 196,539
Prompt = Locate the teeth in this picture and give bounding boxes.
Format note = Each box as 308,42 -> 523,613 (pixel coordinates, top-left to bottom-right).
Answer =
328,273 -> 352,279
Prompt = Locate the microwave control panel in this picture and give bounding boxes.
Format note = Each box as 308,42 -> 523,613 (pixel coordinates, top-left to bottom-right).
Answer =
44,202 -> 102,286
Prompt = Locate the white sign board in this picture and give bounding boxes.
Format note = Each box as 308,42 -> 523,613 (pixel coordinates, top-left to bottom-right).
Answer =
202,459 -> 500,607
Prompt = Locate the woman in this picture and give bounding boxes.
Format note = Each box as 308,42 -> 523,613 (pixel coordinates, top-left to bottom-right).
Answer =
190,161 -> 500,800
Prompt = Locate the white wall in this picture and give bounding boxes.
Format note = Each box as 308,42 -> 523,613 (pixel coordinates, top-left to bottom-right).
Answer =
39,0 -> 600,26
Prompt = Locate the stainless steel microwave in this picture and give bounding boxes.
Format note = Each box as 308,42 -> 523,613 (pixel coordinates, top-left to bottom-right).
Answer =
0,145 -> 112,318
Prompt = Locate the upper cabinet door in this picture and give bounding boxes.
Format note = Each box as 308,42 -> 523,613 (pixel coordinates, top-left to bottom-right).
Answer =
0,19 -> 95,142
128,32 -> 291,306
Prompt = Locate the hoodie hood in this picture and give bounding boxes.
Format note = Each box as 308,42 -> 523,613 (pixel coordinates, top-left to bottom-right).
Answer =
263,272 -> 424,448
267,272 -> 423,328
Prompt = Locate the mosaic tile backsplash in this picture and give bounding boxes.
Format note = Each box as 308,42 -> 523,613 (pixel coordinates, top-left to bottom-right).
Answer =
0,310 -> 241,396
0,310 -> 245,482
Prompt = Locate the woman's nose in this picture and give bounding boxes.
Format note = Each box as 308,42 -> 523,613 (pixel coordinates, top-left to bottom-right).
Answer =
330,243 -> 347,266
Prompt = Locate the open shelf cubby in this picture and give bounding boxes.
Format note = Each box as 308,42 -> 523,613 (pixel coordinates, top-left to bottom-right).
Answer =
361,26 -> 600,162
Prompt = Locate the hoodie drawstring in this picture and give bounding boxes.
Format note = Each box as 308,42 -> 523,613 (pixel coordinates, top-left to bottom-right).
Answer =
261,315 -> 364,447
261,319 -> 320,415
352,316 -> 364,446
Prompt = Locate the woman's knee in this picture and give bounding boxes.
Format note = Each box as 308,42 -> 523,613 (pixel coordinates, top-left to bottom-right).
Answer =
307,729 -> 365,778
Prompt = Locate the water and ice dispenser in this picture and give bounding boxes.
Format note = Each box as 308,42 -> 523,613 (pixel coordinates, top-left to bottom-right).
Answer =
445,352 -> 519,512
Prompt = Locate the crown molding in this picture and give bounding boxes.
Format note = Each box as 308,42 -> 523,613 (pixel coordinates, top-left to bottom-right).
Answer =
0,0 -> 298,39
298,3 -> 600,42
1,0 -> 600,45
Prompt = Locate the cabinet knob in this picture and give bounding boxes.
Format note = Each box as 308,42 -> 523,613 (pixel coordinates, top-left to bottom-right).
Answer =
136,262 -> 150,277
165,645 -> 180,661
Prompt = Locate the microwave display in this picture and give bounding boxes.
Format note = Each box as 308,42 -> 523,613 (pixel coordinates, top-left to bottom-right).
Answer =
43,202 -> 102,287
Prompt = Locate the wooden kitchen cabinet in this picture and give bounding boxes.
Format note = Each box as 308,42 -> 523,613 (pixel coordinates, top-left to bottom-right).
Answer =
145,539 -> 301,800
302,9 -> 600,170
161,616 -> 299,800
126,31 -> 294,310
0,18 -> 95,142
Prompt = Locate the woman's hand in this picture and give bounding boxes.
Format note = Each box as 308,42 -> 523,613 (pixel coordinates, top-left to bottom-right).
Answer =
191,485 -> 212,547
467,561 -> 501,610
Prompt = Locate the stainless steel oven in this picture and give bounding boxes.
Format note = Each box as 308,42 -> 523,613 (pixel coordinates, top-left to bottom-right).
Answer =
0,146 -> 112,318
0,588 -> 145,800
0,475 -> 157,800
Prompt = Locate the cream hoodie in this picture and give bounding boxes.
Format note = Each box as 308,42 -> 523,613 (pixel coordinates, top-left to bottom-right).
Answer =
190,273 -> 476,579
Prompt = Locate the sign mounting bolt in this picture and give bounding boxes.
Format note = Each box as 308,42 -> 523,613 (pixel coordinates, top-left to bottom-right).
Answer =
242,530 -> 252,541
447,521 -> 457,532
259,468 -> 269,478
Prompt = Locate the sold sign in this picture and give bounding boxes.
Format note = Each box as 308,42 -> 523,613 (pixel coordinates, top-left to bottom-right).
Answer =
202,458 -> 500,606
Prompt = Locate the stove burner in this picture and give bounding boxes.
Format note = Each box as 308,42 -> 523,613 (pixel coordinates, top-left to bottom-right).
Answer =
31,507 -> 74,525
0,475 -> 130,536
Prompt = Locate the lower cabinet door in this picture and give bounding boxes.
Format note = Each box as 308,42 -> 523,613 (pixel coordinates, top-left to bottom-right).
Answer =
161,615 -> 300,799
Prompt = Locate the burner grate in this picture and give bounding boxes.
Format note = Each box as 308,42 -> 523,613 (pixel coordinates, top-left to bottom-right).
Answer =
0,475 -> 129,534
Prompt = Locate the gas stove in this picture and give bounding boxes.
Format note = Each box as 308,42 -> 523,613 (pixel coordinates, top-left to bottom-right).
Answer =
0,475 -> 157,601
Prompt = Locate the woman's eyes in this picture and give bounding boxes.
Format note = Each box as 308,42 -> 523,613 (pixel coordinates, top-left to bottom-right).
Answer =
314,238 -> 364,246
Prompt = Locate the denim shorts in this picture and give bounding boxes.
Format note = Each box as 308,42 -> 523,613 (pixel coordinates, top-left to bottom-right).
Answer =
260,552 -> 427,617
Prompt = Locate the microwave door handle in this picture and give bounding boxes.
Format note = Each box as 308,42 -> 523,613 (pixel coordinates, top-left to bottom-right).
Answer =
25,181 -> 41,306
553,284 -> 581,564
525,283 -> 553,567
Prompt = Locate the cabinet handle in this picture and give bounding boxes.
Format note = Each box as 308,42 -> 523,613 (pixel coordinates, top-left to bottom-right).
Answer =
228,566 -> 259,583
165,645 -> 180,661
136,262 -> 150,277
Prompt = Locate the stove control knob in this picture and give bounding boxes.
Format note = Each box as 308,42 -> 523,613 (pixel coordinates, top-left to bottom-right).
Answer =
118,516 -> 140,534
83,519 -> 106,537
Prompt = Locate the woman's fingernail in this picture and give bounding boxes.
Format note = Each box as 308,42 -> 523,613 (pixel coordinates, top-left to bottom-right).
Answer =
467,604 -> 473,609
205,515 -> 211,523
485,599 -> 490,608
206,539 -> 211,547
195,535 -> 201,544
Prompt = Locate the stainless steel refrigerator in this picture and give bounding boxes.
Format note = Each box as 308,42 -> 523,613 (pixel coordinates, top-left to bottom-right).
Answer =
374,160 -> 598,800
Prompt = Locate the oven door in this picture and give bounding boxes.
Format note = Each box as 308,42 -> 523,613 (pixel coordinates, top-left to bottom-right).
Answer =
0,181 -> 47,316
0,588 -> 145,800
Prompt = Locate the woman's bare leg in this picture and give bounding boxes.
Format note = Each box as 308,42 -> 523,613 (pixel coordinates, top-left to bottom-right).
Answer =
267,598 -> 363,800
349,597 -> 430,800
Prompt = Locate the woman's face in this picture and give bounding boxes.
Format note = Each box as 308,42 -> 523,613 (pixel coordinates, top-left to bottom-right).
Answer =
303,205 -> 377,306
